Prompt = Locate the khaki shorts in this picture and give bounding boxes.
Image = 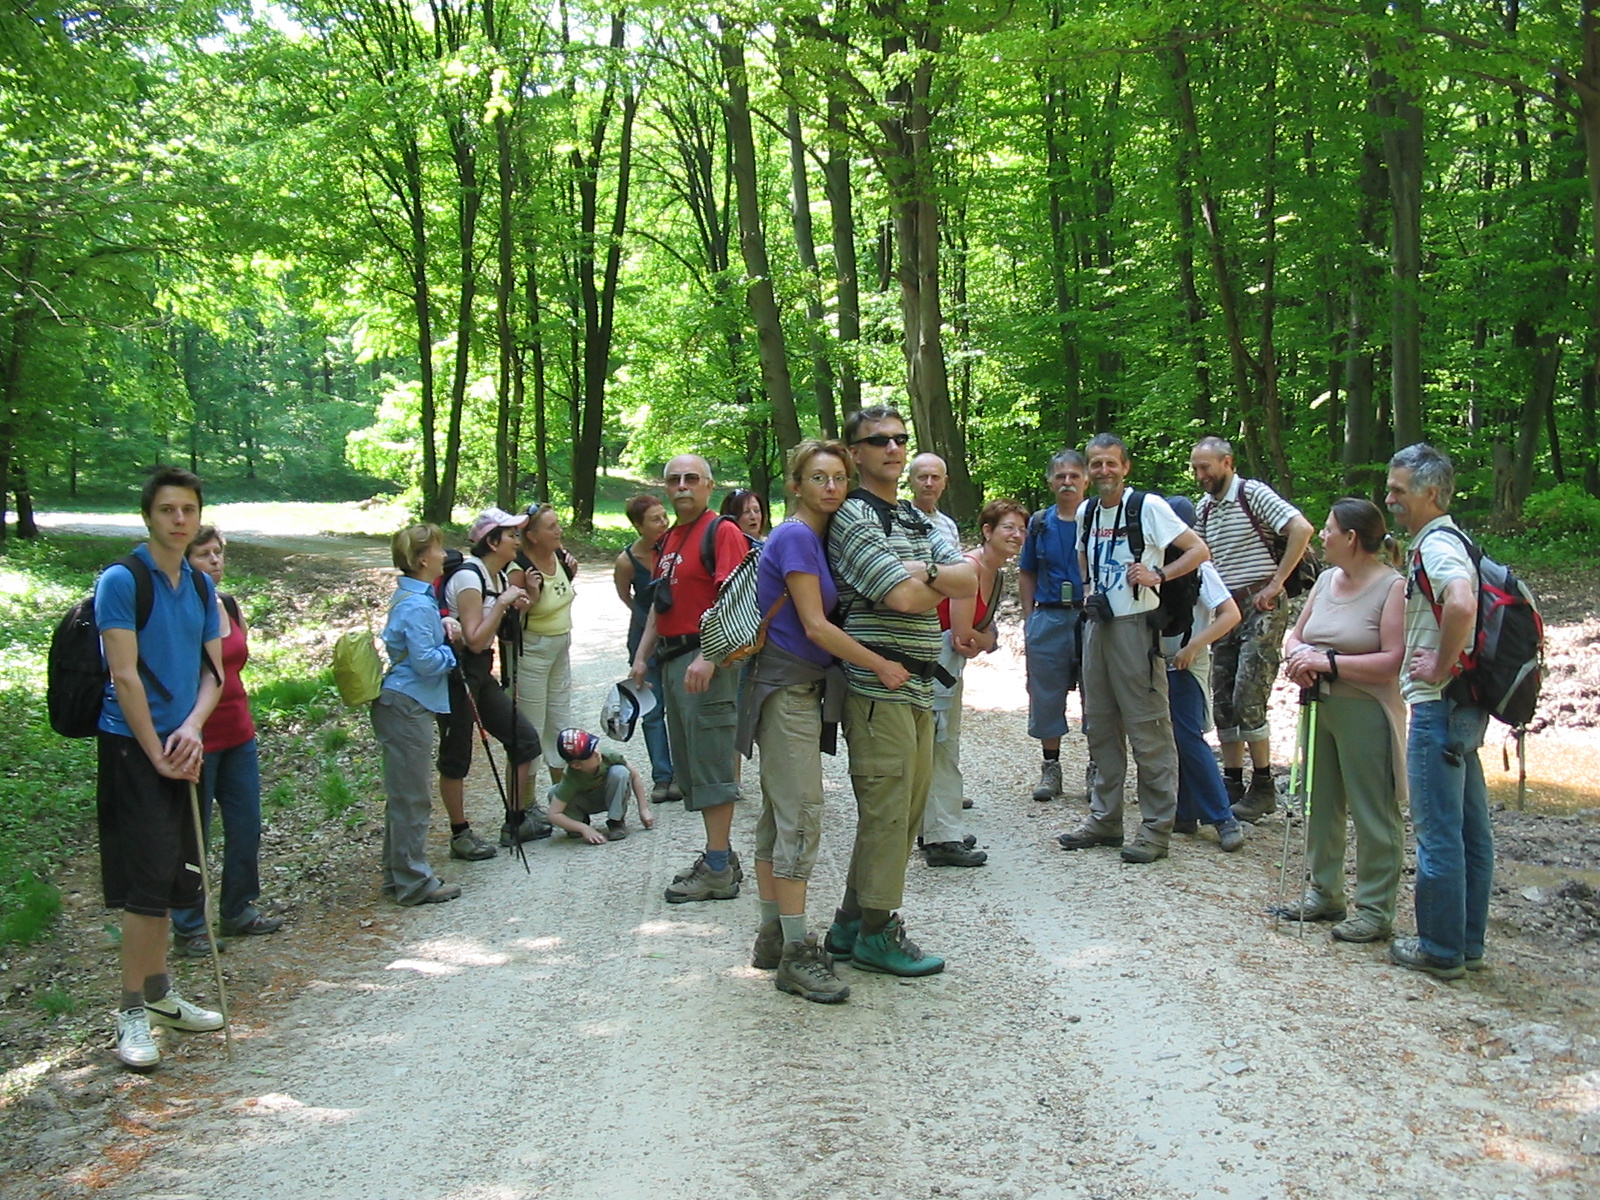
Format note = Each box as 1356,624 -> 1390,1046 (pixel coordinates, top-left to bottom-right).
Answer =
841,694 -> 934,911
662,652 -> 743,811
754,681 -> 827,880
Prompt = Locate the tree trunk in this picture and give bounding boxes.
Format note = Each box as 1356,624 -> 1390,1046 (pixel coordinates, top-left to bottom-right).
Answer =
1575,0 -> 1600,497
1371,0 -> 1424,449
823,94 -> 862,421
13,458 -> 35,538
1256,56 -> 1291,495
1343,99 -> 1387,490
720,23 -> 802,456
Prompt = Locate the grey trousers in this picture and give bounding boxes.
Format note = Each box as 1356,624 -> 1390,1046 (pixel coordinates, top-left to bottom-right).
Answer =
1082,614 -> 1178,847
372,690 -> 443,905
923,676 -> 968,845
548,763 -> 632,825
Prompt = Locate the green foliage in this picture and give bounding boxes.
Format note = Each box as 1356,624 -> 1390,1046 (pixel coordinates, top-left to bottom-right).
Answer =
1522,484 -> 1600,538
320,725 -> 351,754
1,875 -> 63,948
318,769 -> 358,821
33,987 -> 77,1017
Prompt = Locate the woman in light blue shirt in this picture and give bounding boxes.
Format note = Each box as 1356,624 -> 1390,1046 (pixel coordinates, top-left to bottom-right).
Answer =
373,524 -> 463,905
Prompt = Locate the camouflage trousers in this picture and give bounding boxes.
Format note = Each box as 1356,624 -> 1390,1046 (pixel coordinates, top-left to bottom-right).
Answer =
1210,593 -> 1291,744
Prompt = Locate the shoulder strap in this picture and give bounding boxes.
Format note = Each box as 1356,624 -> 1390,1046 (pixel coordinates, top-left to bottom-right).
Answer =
973,554 -> 1004,633
1123,490 -> 1145,562
1233,479 -> 1280,558
221,592 -> 241,628
699,512 -> 728,576
119,556 -> 154,631
846,487 -> 898,538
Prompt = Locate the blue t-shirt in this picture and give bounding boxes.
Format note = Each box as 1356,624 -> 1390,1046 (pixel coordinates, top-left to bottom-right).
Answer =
758,519 -> 837,668
95,544 -> 220,738
1019,507 -> 1082,605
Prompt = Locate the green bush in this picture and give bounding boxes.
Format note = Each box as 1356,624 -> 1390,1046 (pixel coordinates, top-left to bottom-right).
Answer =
0,875 -> 62,946
1523,483 -> 1600,538
33,987 -> 76,1016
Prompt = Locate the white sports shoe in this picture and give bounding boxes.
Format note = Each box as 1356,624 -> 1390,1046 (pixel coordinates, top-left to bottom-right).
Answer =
115,1008 -> 160,1070
145,990 -> 224,1032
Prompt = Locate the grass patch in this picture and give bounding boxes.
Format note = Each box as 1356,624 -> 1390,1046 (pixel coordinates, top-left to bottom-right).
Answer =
0,875 -> 63,946
32,987 -> 76,1017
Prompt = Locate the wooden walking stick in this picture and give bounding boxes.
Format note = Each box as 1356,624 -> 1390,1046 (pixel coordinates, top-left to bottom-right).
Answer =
188,780 -> 233,1060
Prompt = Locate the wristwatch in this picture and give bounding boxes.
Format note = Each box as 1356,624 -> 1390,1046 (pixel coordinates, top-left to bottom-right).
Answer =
926,560 -> 940,585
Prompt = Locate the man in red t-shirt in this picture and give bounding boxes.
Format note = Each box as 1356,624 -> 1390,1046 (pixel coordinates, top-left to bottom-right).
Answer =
631,453 -> 751,902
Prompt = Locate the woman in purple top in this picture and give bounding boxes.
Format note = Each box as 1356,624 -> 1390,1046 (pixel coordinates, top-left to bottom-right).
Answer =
742,439 -> 909,1005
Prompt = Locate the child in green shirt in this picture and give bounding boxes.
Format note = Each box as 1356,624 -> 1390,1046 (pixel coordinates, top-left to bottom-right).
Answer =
548,728 -> 654,843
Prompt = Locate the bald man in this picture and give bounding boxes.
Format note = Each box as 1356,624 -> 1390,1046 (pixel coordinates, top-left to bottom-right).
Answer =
632,454 -> 752,903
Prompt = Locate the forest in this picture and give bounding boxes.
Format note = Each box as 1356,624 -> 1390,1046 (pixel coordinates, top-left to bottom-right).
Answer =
7,0 -> 1600,533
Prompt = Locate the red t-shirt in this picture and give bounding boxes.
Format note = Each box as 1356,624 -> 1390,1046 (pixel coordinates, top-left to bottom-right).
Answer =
203,598 -> 256,752
938,552 -> 991,633
655,510 -> 748,638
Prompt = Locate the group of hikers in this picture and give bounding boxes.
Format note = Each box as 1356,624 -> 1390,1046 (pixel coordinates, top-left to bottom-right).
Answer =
87,419 -> 1503,1067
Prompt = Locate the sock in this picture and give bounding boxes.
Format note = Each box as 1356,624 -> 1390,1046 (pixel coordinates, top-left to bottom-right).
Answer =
1252,767 -> 1273,782
1224,767 -> 1244,784
120,989 -> 144,1013
779,913 -> 808,944
836,887 -> 862,923
1043,747 -> 1060,762
704,848 -> 731,873
860,907 -> 892,936
451,822 -> 470,836
759,899 -> 780,925
143,973 -> 170,1004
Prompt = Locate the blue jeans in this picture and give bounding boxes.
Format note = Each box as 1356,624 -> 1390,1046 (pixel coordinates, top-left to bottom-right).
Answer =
1169,669 -> 1235,827
170,739 -> 263,937
1407,697 -> 1492,965
640,656 -> 673,786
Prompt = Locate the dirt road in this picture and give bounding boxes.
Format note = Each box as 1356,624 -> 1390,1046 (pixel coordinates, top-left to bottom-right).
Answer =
8,528 -> 1600,1198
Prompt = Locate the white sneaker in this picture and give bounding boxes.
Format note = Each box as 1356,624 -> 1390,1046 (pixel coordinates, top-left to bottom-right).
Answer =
145,990 -> 224,1032
115,1008 -> 160,1070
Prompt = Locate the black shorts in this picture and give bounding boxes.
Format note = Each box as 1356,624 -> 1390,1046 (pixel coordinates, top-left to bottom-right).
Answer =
435,650 -> 542,780
97,733 -> 203,917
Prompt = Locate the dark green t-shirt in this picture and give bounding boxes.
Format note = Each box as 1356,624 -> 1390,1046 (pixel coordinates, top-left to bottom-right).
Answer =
552,751 -> 628,816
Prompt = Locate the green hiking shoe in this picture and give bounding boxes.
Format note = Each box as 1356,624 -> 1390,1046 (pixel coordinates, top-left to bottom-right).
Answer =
849,915 -> 945,977
824,916 -> 860,961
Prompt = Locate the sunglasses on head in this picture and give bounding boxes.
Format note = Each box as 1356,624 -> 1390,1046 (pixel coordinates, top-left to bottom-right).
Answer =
852,432 -> 911,448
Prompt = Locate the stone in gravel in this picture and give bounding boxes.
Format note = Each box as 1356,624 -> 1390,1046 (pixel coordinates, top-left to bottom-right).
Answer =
1221,1060 -> 1250,1075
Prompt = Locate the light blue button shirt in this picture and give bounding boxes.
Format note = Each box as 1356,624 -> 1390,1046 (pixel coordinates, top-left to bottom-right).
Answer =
380,577 -> 457,713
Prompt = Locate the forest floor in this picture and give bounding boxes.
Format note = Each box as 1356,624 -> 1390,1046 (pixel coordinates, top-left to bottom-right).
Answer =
2,520 -> 1599,1199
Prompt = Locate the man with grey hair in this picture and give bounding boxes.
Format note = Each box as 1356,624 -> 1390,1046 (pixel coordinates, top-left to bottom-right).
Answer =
909,452 -> 961,560
1019,447 -> 1089,802
631,453 -> 752,903
1190,435 -> 1314,821
1385,442 -> 1488,980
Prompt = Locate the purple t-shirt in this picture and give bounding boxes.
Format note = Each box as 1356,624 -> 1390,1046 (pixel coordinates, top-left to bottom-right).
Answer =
759,519 -> 837,668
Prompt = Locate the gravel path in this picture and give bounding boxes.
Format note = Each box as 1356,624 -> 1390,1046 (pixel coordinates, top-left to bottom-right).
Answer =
24,575 -> 1600,1199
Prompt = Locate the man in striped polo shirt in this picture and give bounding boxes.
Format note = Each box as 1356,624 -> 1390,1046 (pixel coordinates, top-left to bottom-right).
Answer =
1190,437 -> 1314,822
824,406 -> 976,976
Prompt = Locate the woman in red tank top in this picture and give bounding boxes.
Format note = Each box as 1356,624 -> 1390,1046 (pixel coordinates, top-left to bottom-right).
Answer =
168,527 -> 282,955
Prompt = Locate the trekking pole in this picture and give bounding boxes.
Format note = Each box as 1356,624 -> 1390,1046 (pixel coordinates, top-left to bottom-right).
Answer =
1516,728 -> 1528,812
187,781 -> 233,1060
1272,697 -> 1311,932
1296,688 -> 1321,942
455,667 -> 530,872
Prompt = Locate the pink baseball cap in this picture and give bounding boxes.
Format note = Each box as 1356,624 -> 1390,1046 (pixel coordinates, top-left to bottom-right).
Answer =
467,507 -> 528,544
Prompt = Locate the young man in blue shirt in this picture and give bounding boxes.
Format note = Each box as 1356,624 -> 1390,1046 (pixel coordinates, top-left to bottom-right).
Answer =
1018,447 -> 1088,802
96,467 -> 226,1070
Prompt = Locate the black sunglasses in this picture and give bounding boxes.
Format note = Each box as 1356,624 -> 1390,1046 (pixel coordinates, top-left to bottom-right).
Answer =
852,432 -> 911,448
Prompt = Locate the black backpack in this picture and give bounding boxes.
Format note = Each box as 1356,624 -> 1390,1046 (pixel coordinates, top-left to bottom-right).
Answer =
1411,525 -> 1544,729
48,555 -> 212,738
1083,490 -> 1200,644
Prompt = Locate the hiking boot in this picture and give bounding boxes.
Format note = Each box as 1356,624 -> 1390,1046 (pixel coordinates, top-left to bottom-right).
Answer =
1330,914 -> 1393,944
1173,818 -> 1200,835
1390,937 -> 1466,980
824,916 -> 860,961
500,808 -> 553,846
1057,823 -> 1123,851
673,849 -> 743,884
664,858 -> 739,904
408,881 -> 462,905
1216,821 -> 1245,853
752,918 -> 783,970
1119,840 -> 1168,864
451,826 -> 499,861
175,931 -> 225,958
1033,760 -> 1063,802
1232,774 -> 1279,823
1464,955 -> 1486,972
775,936 -> 850,1004
115,1008 -> 159,1071
1224,775 -> 1244,807
604,820 -> 629,842
663,781 -> 684,802
850,916 -> 945,977
924,841 -> 988,867
221,908 -> 284,936
650,782 -> 673,803
1270,893 -> 1346,923
145,990 -> 224,1033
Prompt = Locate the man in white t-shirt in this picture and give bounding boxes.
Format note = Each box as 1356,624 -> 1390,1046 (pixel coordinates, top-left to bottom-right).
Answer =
1386,443 -> 1486,980
1058,434 -> 1209,863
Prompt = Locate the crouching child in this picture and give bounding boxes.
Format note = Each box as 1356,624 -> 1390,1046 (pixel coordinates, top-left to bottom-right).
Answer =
547,728 -> 655,844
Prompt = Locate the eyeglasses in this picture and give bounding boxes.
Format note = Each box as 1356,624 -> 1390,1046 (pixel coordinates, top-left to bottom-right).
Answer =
852,433 -> 911,448
665,472 -> 704,485
806,473 -> 851,488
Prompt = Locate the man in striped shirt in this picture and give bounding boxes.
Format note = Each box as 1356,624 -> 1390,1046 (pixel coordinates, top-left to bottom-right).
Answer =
825,406 -> 976,977
1191,437 -> 1314,822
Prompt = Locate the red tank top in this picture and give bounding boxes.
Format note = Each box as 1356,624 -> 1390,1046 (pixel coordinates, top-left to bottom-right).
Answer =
203,598 -> 255,752
938,552 -> 990,632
